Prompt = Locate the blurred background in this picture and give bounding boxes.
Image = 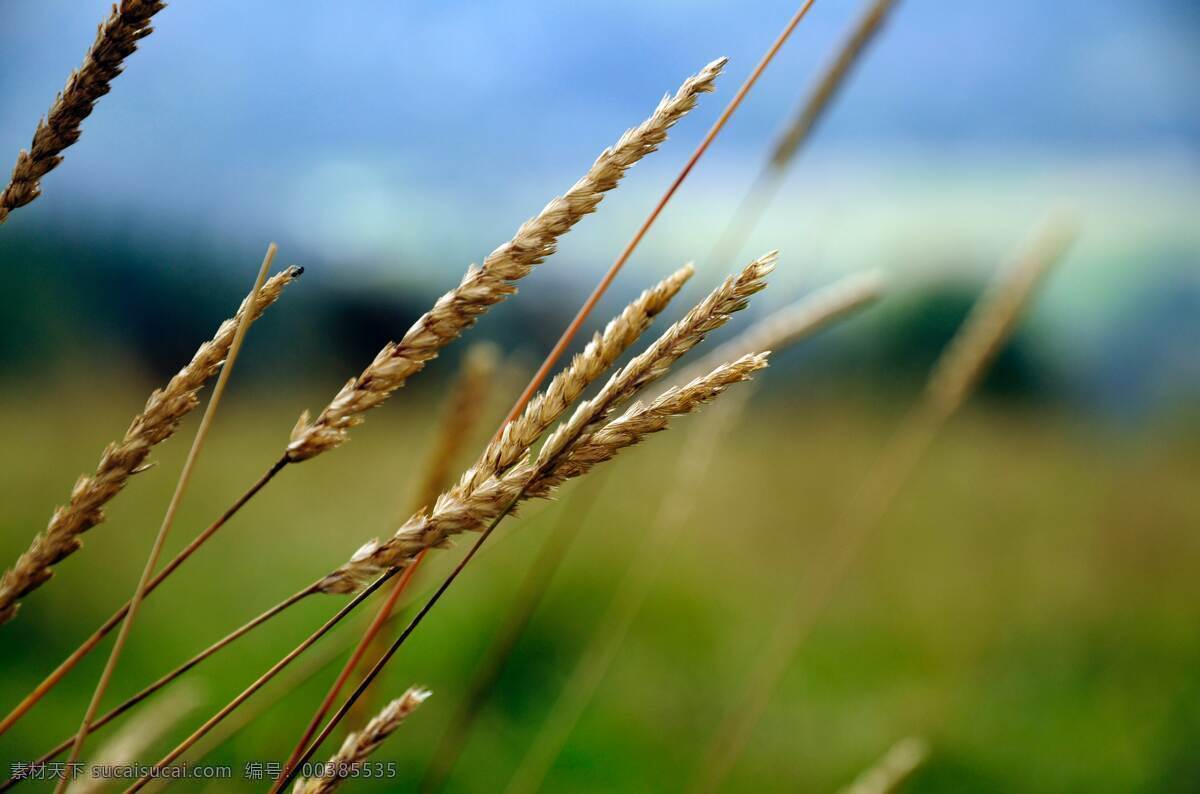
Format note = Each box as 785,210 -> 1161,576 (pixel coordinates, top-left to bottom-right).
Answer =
0,0 -> 1197,791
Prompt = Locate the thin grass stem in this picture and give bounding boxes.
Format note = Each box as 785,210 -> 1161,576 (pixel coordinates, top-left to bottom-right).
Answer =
56,245 -> 276,791
124,570 -> 399,793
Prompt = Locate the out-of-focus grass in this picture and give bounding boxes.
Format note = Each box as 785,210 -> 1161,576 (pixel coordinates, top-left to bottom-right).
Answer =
0,378 -> 1197,792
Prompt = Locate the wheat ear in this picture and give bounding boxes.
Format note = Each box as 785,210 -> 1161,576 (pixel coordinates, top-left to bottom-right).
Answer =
318,256 -> 768,595
0,0 -> 166,225
285,60 -> 725,462
530,353 -> 769,495
0,263 -> 302,624
460,263 -> 694,495
291,687 -> 430,794
537,252 -> 776,466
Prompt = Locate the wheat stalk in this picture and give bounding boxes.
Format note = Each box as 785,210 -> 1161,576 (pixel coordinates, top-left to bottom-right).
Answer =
0,260 -> 301,625
291,688 -> 430,794
0,0 -> 166,226
320,7 -> 821,762
537,252 -> 776,467
285,60 -> 725,462
318,256 -> 769,595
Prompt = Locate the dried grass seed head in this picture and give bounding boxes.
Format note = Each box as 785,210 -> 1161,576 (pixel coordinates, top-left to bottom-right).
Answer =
0,0 -> 166,224
292,687 -> 431,794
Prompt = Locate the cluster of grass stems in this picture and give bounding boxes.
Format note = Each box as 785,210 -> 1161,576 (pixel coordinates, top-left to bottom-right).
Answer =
0,0 -> 1077,792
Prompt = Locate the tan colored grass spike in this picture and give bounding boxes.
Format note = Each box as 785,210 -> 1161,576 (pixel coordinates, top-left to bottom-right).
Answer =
289,687 -> 430,794
280,268 -> 692,779
836,737 -> 929,794
56,245 -> 278,791
327,352 -> 765,603
670,268 -> 884,388
460,263 -> 694,495
537,252 -> 776,467
690,217 -> 1076,793
286,59 -> 725,462
318,257 -> 767,595
0,262 -> 302,624
0,0 -> 166,226
531,353 -> 768,495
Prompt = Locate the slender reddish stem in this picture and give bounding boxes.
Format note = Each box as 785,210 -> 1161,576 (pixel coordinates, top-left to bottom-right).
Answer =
274,556 -> 423,787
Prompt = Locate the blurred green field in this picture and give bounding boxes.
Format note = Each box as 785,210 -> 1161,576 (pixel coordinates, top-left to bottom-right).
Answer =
0,376 -> 1197,792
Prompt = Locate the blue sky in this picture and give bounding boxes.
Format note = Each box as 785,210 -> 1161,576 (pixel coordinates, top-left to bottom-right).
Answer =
1,0 -> 1197,402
